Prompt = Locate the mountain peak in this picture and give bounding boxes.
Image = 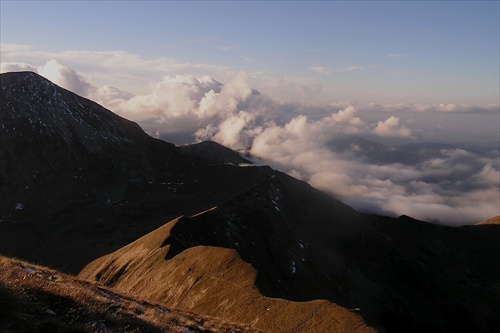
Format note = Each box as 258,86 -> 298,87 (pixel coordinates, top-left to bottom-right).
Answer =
1,71 -> 146,151
0,71 -> 191,215
1,71 -> 499,333
179,140 -> 252,166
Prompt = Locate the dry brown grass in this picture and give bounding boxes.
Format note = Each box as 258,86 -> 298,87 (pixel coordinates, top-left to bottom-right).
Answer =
0,255 -> 263,333
79,216 -> 376,333
476,215 -> 500,225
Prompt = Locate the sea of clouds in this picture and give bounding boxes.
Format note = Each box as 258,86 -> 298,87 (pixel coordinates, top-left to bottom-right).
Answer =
2,60 -> 499,225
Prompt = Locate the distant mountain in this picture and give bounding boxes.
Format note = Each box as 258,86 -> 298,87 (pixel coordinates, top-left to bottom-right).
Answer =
1,72 -> 499,333
326,134 -> 485,165
326,134 -> 492,192
179,140 -> 252,166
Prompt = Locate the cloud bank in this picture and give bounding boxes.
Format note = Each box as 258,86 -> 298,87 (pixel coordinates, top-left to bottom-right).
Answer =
1,60 -> 498,225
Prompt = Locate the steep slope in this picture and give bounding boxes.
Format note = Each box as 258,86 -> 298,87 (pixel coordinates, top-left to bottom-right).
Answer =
0,255 -> 262,333
80,176 -> 500,333
477,215 -> 500,225
0,71 -> 195,270
0,71 -> 190,214
78,213 -> 375,333
2,71 -> 499,333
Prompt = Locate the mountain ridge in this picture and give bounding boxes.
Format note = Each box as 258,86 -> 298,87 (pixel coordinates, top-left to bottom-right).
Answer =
1,71 -> 499,332
78,211 -> 376,333
0,254 -> 264,333
1,71 -> 191,216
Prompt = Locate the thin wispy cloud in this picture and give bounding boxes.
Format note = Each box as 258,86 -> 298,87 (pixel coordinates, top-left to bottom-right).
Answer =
310,66 -> 331,75
160,36 -> 221,49
240,55 -> 256,64
310,65 -> 365,75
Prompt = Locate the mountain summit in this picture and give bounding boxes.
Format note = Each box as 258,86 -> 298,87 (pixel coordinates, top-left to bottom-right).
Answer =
1,72 -> 499,332
0,71 -> 190,216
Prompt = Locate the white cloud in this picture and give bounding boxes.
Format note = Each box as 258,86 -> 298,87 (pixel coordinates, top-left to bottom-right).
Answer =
473,164 -> 500,186
92,85 -> 134,106
38,59 -> 95,97
331,106 -> 356,122
310,66 -> 331,75
198,72 -> 253,118
369,103 -> 499,114
338,65 -> 364,72
310,65 -> 364,76
0,62 -> 37,73
212,111 -> 260,148
372,116 -> 412,137
1,59 -> 498,225
0,44 -> 235,95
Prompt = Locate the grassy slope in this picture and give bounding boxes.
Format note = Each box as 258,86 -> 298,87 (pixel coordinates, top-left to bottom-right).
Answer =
78,213 -> 376,333
476,215 -> 500,225
0,255 -> 262,333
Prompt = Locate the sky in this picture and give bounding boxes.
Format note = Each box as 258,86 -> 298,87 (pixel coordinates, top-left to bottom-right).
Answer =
1,1 -> 499,225
2,1 -> 499,105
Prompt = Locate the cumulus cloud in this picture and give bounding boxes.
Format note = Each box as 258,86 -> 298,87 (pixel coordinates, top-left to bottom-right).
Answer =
1,59 -> 136,113
197,72 -> 253,118
212,111 -> 261,148
331,106 -> 356,122
2,60 -> 498,225
37,59 -> 96,97
372,116 -> 412,137
473,164 -> 500,186
1,62 -> 37,73
0,44 -> 235,95
249,118 -> 498,225
92,85 -> 134,106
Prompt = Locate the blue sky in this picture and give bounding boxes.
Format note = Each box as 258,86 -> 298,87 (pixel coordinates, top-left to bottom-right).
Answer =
1,1 -> 499,104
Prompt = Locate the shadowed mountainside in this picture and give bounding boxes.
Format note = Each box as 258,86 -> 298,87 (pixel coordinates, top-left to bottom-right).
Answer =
0,71 -> 191,216
78,214 -> 375,333
80,192 -> 500,333
179,140 -> 252,166
1,72 -> 499,332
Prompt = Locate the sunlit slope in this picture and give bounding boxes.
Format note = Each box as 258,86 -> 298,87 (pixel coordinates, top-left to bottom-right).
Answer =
0,255 -> 262,333
79,213 -> 376,333
476,215 -> 500,225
